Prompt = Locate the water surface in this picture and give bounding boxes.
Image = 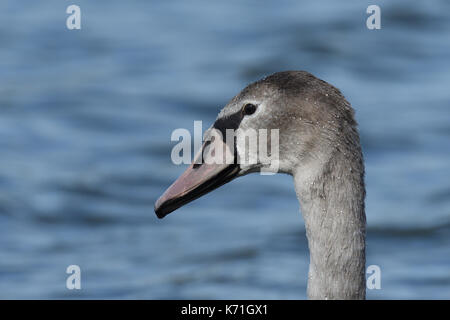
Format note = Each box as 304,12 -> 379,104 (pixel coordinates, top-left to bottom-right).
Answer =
0,0 -> 449,299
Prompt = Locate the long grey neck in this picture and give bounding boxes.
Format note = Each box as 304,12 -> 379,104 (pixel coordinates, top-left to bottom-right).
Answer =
293,149 -> 366,300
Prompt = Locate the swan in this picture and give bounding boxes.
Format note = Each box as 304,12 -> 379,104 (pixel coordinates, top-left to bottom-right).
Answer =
154,71 -> 366,300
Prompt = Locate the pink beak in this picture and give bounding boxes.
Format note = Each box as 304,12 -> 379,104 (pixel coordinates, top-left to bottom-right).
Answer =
154,136 -> 239,218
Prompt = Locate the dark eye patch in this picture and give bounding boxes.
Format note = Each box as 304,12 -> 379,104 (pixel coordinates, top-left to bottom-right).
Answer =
213,110 -> 243,141
211,111 -> 243,165
213,103 -> 258,140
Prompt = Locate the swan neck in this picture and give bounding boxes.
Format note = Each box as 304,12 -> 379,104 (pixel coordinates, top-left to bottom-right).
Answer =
293,152 -> 366,300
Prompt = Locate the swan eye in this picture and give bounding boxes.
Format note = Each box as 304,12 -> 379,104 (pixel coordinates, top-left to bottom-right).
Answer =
243,103 -> 257,116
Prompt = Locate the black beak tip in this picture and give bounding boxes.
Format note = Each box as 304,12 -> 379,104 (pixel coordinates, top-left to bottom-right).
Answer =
155,199 -> 178,219
154,202 -> 167,219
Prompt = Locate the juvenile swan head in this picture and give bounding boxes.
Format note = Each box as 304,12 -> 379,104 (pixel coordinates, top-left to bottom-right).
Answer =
155,71 -> 363,219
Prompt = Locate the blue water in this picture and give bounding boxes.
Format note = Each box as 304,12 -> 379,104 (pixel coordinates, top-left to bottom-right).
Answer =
0,0 -> 449,299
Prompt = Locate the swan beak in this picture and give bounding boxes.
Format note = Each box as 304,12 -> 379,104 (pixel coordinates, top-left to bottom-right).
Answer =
154,137 -> 238,219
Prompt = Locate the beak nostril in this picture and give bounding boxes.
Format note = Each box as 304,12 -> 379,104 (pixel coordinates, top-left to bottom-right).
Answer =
192,140 -> 212,169
192,162 -> 202,169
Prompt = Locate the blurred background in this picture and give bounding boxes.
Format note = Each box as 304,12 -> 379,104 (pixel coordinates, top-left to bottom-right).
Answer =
0,0 -> 449,299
